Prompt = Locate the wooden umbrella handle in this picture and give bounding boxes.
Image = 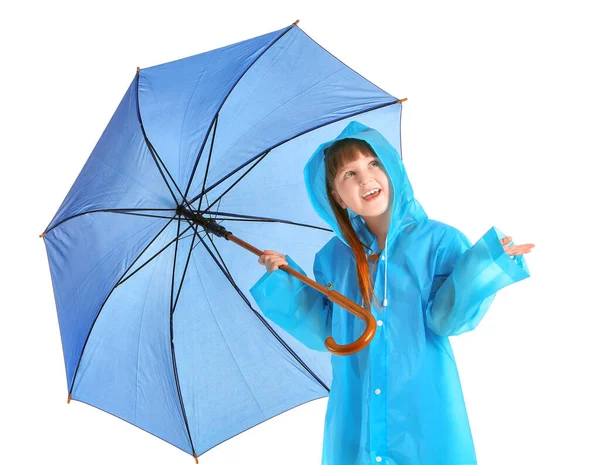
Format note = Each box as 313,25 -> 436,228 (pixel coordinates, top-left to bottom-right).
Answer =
226,233 -> 377,356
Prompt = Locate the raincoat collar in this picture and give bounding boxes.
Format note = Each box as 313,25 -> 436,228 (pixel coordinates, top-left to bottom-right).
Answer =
303,121 -> 428,309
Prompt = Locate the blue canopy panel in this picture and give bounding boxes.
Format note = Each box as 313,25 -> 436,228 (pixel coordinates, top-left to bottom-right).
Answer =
70,219 -> 192,453
45,78 -> 174,233
42,21 -> 401,458
137,24 -> 397,208
44,213 -> 174,390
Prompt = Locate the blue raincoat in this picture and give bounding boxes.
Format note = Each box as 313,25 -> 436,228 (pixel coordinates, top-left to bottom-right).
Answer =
249,121 -> 530,465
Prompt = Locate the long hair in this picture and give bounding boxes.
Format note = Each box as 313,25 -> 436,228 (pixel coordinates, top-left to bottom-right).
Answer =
324,138 -> 383,313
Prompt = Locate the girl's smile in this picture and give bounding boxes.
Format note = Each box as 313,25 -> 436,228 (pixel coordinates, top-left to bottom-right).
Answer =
361,188 -> 381,201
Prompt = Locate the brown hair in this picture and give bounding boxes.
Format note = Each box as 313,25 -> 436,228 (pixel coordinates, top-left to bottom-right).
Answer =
324,138 -> 383,313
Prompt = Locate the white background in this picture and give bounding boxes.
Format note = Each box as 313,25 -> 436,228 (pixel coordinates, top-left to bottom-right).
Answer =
3,1 -> 599,464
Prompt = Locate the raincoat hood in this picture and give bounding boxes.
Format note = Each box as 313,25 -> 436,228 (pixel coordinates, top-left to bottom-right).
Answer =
303,121 -> 428,309
303,121 -> 427,254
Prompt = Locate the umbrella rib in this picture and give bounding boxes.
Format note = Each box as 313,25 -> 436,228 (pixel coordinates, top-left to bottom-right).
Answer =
135,72 -> 179,206
182,218 -> 235,287
170,220 -> 181,314
135,72 -> 195,212
183,23 -> 297,201
213,196 -> 223,220
205,226 -> 234,281
187,147 -> 266,205
116,222 -> 194,288
110,211 -> 177,220
172,223 -> 199,312
188,224 -> 331,394
206,217 -> 298,224
201,210 -> 333,233
147,139 -> 195,211
187,220 -> 225,253
169,219 -> 199,458
196,113 -> 219,210
195,183 -> 223,219
203,150 -> 269,212
190,230 -> 210,253
183,107 -> 215,201
191,99 -> 400,205
68,215 -> 178,396
94,207 -> 176,211
43,208 -> 178,236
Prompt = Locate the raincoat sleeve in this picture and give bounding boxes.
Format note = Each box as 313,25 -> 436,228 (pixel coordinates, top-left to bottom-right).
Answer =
425,225 -> 530,337
249,253 -> 333,352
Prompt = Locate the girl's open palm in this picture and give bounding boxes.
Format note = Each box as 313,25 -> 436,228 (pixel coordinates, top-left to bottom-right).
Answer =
501,236 -> 535,256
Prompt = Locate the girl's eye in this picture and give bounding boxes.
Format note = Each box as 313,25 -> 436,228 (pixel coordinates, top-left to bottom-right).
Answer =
343,161 -> 380,178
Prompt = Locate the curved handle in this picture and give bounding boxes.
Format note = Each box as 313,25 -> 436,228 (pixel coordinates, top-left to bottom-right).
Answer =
273,263 -> 377,356
321,288 -> 377,356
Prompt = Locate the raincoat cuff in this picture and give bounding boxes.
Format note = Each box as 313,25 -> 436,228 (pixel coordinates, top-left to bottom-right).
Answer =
249,255 -> 308,330
481,226 -> 531,283
249,255 -> 332,352
427,226 -> 530,336
250,255 -> 306,294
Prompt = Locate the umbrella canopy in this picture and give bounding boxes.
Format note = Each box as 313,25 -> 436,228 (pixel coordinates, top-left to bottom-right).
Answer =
41,20 -> 403,460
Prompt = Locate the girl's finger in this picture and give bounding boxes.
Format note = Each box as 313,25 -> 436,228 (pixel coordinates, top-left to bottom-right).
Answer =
268,263 -> 284,272
504,245 -> 534,256
264,251 -> 285,259
267,259 -> 288,270
512,244 -> 535,252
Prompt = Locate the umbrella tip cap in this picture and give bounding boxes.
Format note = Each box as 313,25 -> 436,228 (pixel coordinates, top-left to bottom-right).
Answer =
137,66 -> 141,74
39,232 -> 46,238
294,19 -> 300,25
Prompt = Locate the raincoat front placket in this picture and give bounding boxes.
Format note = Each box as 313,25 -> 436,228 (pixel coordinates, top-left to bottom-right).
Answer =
367,249 -> 389,464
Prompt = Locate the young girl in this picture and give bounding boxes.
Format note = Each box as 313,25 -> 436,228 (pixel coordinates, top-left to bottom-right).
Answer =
249,121 -> 534,465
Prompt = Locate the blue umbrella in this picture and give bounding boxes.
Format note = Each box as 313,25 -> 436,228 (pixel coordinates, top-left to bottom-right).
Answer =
41,20 -> 403,461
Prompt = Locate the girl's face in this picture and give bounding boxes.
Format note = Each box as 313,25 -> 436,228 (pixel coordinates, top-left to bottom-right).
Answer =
331,151 -> 391,219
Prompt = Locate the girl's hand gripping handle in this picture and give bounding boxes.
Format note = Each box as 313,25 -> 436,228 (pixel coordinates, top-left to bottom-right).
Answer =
257,250 -> 376,356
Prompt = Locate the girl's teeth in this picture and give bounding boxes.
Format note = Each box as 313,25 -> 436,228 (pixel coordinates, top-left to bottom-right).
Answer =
363,189 -> 380,200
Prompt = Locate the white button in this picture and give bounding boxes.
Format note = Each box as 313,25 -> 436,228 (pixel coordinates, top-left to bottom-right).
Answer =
381,255 -> 385,260
376,457 -> 382,462
377,320 -> 383,326
375,388 -> 381,395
